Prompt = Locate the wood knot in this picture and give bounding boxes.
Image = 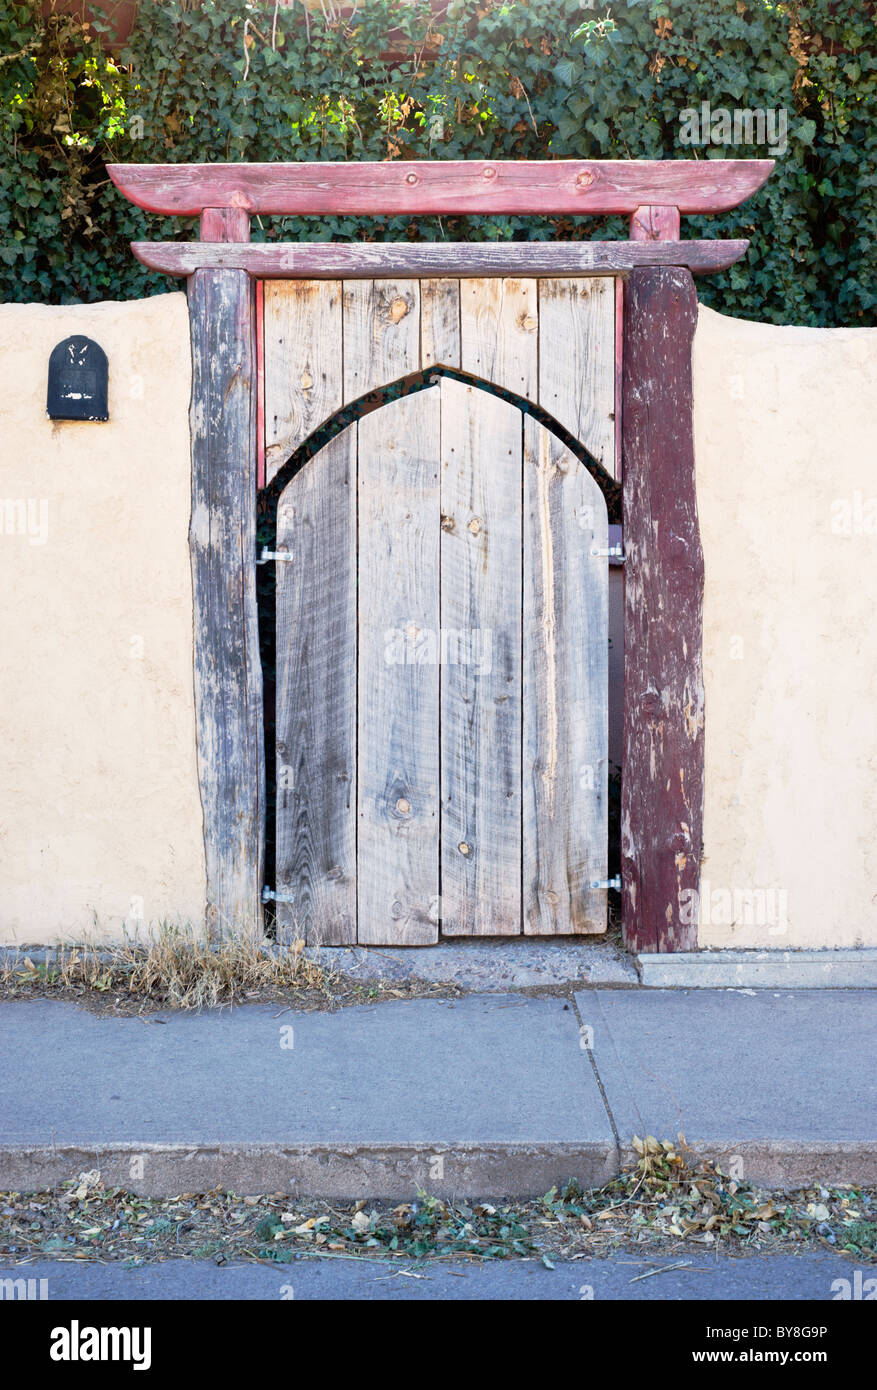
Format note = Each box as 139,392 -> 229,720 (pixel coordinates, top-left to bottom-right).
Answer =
458,842 -> 471,856
467,517 -> 481,534
389,296 -> 409,323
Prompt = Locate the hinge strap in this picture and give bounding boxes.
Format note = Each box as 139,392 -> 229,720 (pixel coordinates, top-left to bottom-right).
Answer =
257,548 -> 294,565
261,886 -> 295,904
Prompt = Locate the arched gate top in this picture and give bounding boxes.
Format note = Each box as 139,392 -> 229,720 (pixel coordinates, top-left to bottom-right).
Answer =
262,366 -> 620,523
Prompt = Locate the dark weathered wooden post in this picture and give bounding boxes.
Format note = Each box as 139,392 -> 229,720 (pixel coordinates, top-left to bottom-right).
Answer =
188,205 -> 264,937
621,266 -> 704,953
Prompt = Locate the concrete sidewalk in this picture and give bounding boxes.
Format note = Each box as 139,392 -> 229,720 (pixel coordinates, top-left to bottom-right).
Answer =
0,990 -> 874,1196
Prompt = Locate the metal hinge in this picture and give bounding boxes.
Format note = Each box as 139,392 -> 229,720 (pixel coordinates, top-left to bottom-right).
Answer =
257,548 -> 294,565
591,545 -> 625,562
591,876 -> 622,891
262,886 -> 295,904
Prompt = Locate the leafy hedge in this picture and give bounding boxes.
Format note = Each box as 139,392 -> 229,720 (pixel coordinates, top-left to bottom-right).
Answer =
1,0 -> 874,324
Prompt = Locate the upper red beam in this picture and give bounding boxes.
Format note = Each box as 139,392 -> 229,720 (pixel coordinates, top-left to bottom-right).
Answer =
107,159 -> 774,218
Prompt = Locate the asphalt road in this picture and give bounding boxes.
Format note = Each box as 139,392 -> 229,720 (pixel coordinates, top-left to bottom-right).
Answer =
0,1252 -> 863,1300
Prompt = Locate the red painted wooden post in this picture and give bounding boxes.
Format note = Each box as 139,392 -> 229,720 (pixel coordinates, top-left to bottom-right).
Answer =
629,204 -> 681,241
621,267 -> 704,953
199,206 -> 251,242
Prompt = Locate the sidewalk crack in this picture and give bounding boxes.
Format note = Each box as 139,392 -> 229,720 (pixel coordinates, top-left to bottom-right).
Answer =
568,990 -> 622,1168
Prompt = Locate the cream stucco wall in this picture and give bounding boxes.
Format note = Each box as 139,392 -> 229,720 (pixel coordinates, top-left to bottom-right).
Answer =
693,306 -> 877,949
3,291 -> 874,952
0,293 -> 206,944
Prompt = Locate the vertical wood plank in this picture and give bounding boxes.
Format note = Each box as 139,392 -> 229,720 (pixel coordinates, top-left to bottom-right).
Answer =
421,278 -> 460,368
614,277 -> 623,478
357,389 -> 440,945
440,377 -> 522,935
460,277 -> 537,398
263,279 -> 342,482
342,280 -> 420,401
255,278 -> 266,490
188,268 -> 264,937
523,418 -> 608,935
538,277 -> 616,475
274,426 -> 357,946
622,266 -> 703,954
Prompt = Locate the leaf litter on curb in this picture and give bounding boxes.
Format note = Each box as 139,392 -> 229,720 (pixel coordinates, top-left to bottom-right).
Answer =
1,1137 -> 874,1269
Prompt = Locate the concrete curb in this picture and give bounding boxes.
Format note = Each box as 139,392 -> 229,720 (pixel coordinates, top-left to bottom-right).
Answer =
637,949 -> 877,989
0,941 -> 639,990
2,1139 -> 873,1199
302,940 -> 640,988
0,1142 -> 619,1200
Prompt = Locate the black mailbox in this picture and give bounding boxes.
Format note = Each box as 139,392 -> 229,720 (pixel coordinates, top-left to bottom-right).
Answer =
47,336 -> 109,421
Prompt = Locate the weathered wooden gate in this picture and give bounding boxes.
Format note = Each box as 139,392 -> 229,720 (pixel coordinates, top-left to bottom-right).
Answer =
272,375 -> 607,946
264,276 -> 614,945
109,156 -> 775,952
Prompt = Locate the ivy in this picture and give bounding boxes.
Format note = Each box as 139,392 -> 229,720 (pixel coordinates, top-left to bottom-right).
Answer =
1,0 -> 874,324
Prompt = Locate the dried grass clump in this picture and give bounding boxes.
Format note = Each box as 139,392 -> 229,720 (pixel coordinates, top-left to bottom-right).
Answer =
0,922 -> 334,1010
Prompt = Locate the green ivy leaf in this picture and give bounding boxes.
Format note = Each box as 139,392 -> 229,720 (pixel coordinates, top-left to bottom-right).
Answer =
797,118 -> 817,147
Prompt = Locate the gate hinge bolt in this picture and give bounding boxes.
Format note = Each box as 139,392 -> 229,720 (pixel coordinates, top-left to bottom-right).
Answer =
257,548 -> 294,565
591,545 -> 625,561
262,886 -> 295,904
591,876 -> 622,891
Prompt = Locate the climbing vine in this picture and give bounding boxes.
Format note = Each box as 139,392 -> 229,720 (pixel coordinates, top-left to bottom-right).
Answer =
1,0 -> 874,323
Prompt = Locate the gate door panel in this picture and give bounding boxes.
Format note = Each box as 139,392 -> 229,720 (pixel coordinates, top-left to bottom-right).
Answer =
275,376 -> 607,945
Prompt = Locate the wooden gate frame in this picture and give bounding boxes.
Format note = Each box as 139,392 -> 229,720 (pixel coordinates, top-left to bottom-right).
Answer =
109,157 -> 774,952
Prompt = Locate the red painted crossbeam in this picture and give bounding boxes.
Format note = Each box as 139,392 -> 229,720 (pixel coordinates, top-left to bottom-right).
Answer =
107,159 -> 773,217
